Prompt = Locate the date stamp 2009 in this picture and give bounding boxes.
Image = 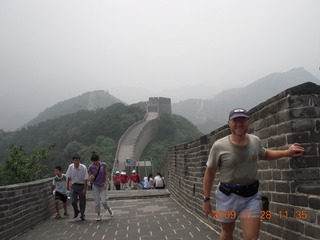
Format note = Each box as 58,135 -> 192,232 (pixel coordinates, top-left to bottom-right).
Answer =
211,210 -> 308,220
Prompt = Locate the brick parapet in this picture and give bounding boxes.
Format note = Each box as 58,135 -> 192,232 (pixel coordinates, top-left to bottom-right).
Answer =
162,82 -> 320,240
0,178 -> 54,240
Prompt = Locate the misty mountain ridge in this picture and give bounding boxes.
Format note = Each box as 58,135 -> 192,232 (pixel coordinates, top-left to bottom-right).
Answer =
172,67 -> 320,133
13,67 -> 320,133
24,90 -> 125,128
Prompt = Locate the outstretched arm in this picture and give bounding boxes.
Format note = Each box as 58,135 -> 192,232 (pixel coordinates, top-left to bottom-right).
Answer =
263,143 -> 304,160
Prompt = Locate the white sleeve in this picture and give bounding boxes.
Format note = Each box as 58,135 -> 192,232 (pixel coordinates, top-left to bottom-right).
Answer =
65,164 -> 72,178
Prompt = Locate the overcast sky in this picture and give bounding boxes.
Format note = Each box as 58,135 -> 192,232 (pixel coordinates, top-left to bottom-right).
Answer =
1,0 -> 320,130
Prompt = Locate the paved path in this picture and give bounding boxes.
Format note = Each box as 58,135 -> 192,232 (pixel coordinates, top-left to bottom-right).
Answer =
13,190 -> 219,240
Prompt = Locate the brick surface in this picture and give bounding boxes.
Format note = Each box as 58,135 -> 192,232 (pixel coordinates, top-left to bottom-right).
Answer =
12,190 -> 219,240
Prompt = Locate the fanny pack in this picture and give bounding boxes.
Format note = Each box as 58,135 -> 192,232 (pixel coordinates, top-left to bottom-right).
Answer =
219,180 -> 259,198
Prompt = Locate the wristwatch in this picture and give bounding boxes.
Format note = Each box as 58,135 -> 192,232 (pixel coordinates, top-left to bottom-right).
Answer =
203,196 -> 211,202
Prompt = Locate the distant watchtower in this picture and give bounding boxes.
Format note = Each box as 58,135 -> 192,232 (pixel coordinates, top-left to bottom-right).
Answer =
147,97 -> 172,116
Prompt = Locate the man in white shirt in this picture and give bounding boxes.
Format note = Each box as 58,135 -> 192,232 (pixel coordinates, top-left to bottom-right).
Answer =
66,154 -> 88,221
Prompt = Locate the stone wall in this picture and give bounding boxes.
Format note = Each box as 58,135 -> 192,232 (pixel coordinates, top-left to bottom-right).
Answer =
133,119 -> 159,161
163,82 -> 320,240
0,178 -> 55,240
113,118 -> 146,171
148,97 -> 172,115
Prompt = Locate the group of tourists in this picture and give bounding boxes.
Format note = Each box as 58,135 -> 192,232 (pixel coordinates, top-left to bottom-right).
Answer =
113,170 -> 165,190
51,152 -> 113,222
51,152 -> 165,222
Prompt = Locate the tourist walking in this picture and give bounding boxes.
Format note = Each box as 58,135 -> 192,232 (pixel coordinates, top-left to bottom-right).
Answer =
202,108 -> 304,240
66,154 -> 88,221
88,152 -> 113,221
52,166 -> 69,219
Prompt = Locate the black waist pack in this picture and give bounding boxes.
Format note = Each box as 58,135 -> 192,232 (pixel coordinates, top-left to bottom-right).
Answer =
219,180 -> 259,198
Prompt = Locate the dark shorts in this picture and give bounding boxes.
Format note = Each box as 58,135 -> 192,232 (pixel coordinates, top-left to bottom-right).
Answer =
55,191 -> 68,203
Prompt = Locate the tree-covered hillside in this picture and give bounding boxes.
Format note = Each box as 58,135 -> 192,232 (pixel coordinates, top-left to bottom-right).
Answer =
0,103 -> 145,175
24,90 -> 125,129
0,103 -> 203,183
140,113 -> 203,172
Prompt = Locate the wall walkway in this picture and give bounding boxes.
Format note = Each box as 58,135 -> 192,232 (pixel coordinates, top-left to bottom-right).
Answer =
113,111 -> 159,172
7,189 -> 221,240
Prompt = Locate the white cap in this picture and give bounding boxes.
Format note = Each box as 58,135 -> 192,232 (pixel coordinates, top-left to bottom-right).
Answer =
121,171 -> 126,174
132,170 -> 136,173
116,171 -> 120,174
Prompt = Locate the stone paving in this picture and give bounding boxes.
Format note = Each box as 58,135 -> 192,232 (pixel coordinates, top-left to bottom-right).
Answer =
13,189 -> 219,240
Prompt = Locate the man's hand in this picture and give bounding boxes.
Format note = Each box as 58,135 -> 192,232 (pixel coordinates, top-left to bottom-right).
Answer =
203,201 -> 212,217
289,143 -> 305,157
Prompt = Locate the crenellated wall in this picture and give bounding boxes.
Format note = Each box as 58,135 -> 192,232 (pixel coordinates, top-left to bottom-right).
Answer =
133,119 -> 159,161
0,178 -> 55,240
163,82 -> 320,240
113,97 -> 171,174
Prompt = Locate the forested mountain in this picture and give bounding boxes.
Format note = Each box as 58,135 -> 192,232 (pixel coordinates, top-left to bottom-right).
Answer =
172,68 -> 320,133
0,103 -> 145,174
23,90 -> 125,129
0,103 -> 202,180
141,113 -> 203,172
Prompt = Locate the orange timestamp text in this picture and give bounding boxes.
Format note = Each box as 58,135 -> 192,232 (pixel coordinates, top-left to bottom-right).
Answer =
211,210 -> 308,220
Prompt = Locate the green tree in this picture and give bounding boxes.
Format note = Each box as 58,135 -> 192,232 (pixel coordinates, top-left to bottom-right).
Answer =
78,136 -> 116,168
0,143 -> 56,186
141,114 -> 202,173
64,141 -> 85,159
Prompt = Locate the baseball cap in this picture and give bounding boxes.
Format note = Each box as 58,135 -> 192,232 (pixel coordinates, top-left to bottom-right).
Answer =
132,170 -> 136,173
229,108 -> 249,120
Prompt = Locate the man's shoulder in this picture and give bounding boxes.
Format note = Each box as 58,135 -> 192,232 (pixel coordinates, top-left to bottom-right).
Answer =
214,135 -> 230,145
80,163 -> 87,169
247,133 -> 261,142
101,162 -> 108,168
67,163 -> 74,169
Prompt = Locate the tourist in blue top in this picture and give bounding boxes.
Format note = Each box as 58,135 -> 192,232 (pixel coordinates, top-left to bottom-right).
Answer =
88,151 -> 113,221
52,166 -> 69,219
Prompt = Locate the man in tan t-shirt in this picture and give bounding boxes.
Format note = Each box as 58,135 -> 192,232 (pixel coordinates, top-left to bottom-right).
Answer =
202,108 -> 304,240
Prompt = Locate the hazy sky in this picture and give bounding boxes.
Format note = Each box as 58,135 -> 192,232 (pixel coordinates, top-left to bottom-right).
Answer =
1,0 -> 320,130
